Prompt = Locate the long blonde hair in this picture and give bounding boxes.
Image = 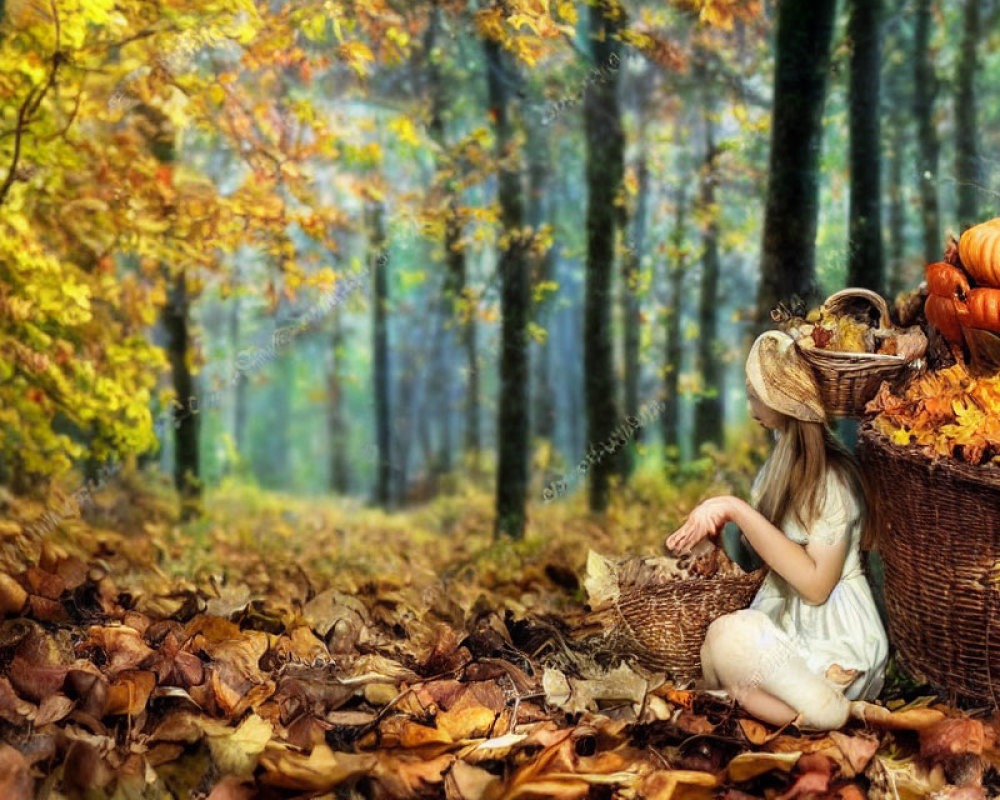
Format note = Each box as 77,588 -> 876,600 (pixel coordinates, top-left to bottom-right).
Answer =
755,417 -> 874,549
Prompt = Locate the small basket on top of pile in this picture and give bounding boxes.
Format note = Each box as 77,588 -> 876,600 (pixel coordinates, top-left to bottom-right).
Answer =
571,548 -> 765,681
771,288 -> 927,418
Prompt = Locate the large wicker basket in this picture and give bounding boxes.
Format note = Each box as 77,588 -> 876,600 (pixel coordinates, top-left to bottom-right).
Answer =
796,288 -> 920,418
858,426 -> 1000,704
576,555 -> 766,680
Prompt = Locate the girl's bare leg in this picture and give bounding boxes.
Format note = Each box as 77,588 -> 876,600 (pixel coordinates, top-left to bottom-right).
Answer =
701,609 -> 850,731
734,687 -> 797,727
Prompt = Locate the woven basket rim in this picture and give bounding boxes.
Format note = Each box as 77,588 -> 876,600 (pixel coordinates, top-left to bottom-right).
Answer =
859,425 -> 1000,492
614,566 -> 768,593
797,346 -> 907,366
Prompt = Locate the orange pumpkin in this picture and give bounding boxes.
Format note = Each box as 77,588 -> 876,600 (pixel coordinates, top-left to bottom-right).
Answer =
965,288 -> 1000,334
925,261 -> 970,299
958,218 -> 1000,287
925,294 -> 964,345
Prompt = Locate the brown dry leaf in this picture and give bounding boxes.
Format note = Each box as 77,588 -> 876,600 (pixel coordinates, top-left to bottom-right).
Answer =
33,693 -> 74,725
726,751 -> 801,782
541,664 -> 648,715
381,716 -> 454,749
372,752 -> 453,798
258,743 -> 375,791
436,703 -> 497,741
738,718 -> 774,745
24,566 -> 65,599
204,713 -> 274,778
676,710 -> 716,736
0,676 -> 35,723
459,733 -> 528,764
0,573 -> 27,615
272,625 -> 329,664
776,753 -> 833,800
829,730 -> 880,775
105,669 -> 155,716
865,754 -> 942,800
302,589 -> 370,642
62,739 -> 113,792
8,656 -> 67,703
0,743 -> 32,800
639,769 -> 718,800
82,625 -> 155,676
859,703 -> 946,730
445,760 -> 502,800
920,718 -> 985,761
206,776 -> 256,800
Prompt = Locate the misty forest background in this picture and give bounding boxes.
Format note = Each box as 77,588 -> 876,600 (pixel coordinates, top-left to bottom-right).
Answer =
2,0 -> 999,539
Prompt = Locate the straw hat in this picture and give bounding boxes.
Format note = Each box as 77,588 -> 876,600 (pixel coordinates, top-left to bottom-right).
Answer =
746,331 -> 826,424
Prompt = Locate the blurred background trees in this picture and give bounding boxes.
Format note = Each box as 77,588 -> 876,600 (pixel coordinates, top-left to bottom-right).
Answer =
1,0 -> 997,535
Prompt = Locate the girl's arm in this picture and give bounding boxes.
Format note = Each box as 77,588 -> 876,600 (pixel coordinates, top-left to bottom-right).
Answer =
666,480 -> 851,605
728,499 -> 848,605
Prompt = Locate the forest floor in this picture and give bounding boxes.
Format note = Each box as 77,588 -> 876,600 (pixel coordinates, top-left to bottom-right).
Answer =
0,453 -> 998,799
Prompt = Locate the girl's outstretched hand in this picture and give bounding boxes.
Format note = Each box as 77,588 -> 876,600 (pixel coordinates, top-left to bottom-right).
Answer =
665,496 -> 736,554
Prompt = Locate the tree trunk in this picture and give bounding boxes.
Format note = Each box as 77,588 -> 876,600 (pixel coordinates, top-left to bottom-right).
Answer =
328,310 -> 350,493
847,0 -> 884,291
229,281 -> 248,464
164,269 -> 201,519
526,113 -> 557,443
694,90 -> 724,451
955,0 -> 980,230
619,137 -> 647,479
758,0 -> 837,321
267,351 -> 292,489
886,118 -> 907,298
663,181 -> 688,457
484,36 -> 529,538
426,2 -> 472,472
912,0 -> 940,263
582,1 -> 625,512
369,203 -> 392,509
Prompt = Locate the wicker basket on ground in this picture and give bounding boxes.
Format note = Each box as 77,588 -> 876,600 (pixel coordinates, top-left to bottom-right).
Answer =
858,425 -> 1000,704
573,551 -> 766,681
795,288 -> 925,418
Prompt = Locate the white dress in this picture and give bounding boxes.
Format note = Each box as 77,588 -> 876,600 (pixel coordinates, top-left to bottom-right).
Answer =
747,465 -> 889,701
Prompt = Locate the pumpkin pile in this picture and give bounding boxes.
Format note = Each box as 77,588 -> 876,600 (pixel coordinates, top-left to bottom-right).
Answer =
925,217 -> 1000,347
866,361 -> 1000,466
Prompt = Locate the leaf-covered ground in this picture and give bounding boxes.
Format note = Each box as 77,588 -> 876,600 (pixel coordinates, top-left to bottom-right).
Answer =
1,456 -> 998,799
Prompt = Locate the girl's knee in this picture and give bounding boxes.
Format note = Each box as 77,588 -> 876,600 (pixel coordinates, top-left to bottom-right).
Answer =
703,609 -> 775,660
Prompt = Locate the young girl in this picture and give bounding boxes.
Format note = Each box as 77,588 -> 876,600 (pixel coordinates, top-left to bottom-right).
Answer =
666,330 -> 888,730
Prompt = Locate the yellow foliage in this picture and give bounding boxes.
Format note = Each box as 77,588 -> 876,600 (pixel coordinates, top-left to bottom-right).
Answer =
869,363 -> 1000,465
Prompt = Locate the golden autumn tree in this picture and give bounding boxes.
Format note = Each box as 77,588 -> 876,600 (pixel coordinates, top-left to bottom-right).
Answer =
0,0 -> 393,511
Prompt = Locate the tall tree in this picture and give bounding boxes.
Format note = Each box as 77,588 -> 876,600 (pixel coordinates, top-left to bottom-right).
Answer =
955,0 -> 980,230
369,202 -> 392,509
328,310 -> 350,493
694,74 -> 724,450
526,113 -> 557,443
229,262 -> 248,465
758,0 -> 838,319
883,8 -> 910,297
583,0 -> 625,511
664,179 -> 689,458
425,1 -> 473,473
484,37 -> 529,538
912,0 -> 940,262
847,0 -> 884,291
618,63 -> 650,479
164,269 -> 201,519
